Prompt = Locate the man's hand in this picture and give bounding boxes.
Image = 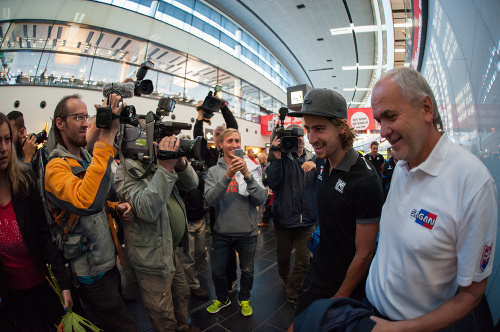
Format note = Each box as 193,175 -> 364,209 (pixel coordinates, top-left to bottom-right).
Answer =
103,93 -> 125,129
23,134 -> 37,162
174,157 -> 188,172
62,289 -> 73,310
117,202 -> 135,222
157,135 -> 180,172
370,316 -> 396,332
271,136 -> 281,159
302,161 -> 316,172
225,157 -> 245,179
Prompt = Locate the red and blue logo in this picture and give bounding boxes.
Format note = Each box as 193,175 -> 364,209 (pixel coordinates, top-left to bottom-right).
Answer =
480,244 -> 492,271
410,209 -> 437,230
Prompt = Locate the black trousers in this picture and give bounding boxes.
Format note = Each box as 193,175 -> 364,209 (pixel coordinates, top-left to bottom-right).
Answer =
3,279 -> 66,331
77,267 -> 138,332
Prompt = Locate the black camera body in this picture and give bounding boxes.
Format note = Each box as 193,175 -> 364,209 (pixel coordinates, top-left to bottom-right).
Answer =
134,60 -> 154,96
274,126 -> 304,154
271,107 -> 304,154
97,61 -> 155,129
32,129 -> 47,144
200,85 -> 223,124
96,104 -> 137,129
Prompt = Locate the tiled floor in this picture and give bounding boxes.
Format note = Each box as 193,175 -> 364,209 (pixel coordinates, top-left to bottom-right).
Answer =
125,221 -> 297,332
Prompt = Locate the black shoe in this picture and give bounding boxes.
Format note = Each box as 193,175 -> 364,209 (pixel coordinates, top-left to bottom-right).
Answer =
191,287 -> 209,300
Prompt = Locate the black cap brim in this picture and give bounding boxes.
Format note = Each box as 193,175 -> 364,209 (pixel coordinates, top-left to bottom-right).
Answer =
287,110 -> 342,118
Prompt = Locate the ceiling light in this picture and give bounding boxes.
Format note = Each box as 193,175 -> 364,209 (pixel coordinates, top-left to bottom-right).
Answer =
317,38 -> 324,41
342,65 -> 379,70
297,4 -> 305,9
330,25 -> 378,36
344,88 -> 372,91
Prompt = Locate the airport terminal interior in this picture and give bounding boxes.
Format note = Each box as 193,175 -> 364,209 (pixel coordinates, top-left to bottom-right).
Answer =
0,0 -> 499,331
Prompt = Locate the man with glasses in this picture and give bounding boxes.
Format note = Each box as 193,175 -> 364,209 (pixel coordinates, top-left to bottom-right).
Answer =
44,94 -> 139,331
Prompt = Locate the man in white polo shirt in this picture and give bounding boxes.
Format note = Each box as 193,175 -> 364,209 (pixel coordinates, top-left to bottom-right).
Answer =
366,67 -> 497,331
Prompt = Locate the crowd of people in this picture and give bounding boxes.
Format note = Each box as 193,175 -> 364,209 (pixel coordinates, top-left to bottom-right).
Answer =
0,67 -> 497,332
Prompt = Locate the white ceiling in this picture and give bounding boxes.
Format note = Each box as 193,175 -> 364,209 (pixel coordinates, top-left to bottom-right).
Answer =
206,0 -> 378,105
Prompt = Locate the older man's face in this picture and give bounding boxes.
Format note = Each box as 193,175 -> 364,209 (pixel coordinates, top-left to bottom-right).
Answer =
372,78 -> 429,167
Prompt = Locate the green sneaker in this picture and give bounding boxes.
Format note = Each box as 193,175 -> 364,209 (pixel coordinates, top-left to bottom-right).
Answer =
206,299 -> 231,314
239,300 -> 253,316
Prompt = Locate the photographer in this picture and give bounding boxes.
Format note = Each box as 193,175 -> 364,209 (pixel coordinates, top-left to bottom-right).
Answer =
265,124 -> 317,308
7,110 -> 39,163
44,94 -> 138,331
115,132 -> 200,332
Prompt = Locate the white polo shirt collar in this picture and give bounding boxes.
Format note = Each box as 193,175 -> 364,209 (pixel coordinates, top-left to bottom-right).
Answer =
399,133 -> 448,177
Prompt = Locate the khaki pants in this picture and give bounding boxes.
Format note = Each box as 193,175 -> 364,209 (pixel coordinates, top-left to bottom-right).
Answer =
178,217 -> 207,289
135,253 -> 190,332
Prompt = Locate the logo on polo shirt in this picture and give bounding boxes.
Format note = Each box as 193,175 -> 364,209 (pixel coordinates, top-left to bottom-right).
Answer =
480,244 -> 492,271
318,165 -> 324,181
335,178 -> 346,193
410,208 -> 437,230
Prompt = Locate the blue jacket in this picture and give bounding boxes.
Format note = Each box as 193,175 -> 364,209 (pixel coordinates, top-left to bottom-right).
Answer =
265,149 -> 317,228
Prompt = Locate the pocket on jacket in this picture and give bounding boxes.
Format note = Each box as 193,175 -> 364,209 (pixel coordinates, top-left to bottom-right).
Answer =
129,233 -> 165,269
62,234 -> 88,260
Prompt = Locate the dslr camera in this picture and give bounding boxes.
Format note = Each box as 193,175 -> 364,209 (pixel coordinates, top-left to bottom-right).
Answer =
96,60 -> 155,129
199,85 -> 223,124
271,107 -> 304,154
30,129 -> 47,144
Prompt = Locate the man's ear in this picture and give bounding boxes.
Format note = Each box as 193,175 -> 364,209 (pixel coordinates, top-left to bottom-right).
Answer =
19,126 -> 27,137
55,117 -> 66,131
421,95 -> 434,123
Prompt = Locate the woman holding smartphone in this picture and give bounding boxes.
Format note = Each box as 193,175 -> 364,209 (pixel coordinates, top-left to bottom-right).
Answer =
204,128 -> 267,317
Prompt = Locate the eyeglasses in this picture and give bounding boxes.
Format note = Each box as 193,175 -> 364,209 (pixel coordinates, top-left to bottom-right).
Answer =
63,113 -> 90,121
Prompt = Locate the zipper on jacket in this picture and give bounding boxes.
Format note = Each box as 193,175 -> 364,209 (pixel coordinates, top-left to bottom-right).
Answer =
300,213 -> 302,224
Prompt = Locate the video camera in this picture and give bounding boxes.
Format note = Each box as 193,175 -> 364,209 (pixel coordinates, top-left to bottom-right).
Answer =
120,97 -> 207,163
96,60 -> 155,129
199,85 -> 223,125
271,107 -> 304,154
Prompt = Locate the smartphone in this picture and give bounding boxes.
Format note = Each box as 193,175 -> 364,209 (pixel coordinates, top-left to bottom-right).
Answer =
234,149 -> 244,158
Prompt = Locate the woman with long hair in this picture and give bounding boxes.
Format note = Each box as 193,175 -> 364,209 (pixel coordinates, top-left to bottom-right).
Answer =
0,112 -> 72,331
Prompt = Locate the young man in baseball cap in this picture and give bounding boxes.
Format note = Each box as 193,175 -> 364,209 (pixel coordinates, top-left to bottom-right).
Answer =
288,89 -> 384,315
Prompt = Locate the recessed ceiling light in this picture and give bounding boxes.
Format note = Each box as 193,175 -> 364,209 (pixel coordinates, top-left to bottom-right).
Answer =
297,4 -> 305,9
317,38 -> 324,41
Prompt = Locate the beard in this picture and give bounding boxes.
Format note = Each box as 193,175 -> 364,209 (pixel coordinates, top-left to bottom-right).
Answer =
67,134 -> 87,149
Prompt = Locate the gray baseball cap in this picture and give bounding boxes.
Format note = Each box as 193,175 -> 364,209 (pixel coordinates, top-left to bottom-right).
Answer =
288,88 -> 348,119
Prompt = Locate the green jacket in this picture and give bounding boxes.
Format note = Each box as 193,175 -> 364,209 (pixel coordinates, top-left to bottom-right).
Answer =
115,159 -> 198,276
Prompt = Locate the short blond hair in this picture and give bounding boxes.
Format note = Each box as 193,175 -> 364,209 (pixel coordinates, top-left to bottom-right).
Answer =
219,128 -> 240,145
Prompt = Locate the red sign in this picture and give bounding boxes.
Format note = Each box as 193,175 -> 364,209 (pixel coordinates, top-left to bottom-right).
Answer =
412,0 -> 423,70
348,108 -> 376,132
260,115 -> 303,135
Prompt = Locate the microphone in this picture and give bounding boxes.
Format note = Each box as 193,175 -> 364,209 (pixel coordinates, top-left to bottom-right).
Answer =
102,82 -> 135,99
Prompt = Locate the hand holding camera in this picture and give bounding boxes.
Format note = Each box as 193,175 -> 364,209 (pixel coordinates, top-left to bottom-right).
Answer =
271,136 -> 282,159
23,134 -> 38,162
156,135 -> 182,172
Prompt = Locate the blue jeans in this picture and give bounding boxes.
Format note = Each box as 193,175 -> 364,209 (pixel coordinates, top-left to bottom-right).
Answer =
210,233 -> 257,302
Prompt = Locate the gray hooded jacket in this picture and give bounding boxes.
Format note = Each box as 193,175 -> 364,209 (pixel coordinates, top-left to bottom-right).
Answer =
205,157 -> 267,236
